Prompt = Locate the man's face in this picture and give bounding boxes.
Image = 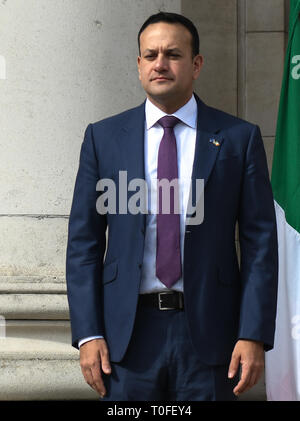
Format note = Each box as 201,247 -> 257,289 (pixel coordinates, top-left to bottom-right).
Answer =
137,22 -> 203,109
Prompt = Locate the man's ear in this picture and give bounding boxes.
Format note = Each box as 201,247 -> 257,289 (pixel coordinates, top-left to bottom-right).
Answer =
193,54 -> 204,81
137,56 -> 141,80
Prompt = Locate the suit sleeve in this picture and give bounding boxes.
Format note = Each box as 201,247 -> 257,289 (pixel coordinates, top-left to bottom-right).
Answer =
237,125 -> 278,351
66,124 -> 107,349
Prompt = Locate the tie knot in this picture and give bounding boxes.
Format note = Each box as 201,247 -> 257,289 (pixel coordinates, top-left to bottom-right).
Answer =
157,115 -> 180,129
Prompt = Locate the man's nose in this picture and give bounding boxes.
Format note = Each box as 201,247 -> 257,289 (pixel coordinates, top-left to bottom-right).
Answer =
154,54 -> 168,71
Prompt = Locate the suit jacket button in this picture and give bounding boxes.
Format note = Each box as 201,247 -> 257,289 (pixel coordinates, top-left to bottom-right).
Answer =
138,263 -> 142,269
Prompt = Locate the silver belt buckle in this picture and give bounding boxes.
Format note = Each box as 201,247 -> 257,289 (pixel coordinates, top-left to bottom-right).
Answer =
158,291 -> 173,310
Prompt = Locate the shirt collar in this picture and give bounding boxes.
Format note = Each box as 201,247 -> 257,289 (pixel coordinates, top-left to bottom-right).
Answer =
145,94 -> 197,130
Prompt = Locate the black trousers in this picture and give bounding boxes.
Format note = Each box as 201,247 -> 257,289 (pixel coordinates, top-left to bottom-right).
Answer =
102,299 -> 238,401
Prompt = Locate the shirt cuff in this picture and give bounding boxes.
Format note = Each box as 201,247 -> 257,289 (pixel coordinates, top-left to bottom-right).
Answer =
78,335 -> 104,347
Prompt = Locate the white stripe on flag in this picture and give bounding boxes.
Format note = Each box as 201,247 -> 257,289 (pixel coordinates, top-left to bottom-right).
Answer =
265,201 -> 300,401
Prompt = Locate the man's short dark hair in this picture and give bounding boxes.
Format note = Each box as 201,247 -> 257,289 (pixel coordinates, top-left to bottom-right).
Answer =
138,12 -> 200,58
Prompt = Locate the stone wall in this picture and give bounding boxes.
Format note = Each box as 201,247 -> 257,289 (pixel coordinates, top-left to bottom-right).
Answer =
0,0 -> 287,400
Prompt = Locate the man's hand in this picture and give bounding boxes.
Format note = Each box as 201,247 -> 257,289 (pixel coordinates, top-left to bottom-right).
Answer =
228,339 -> 264,396
80,338 -> 111,398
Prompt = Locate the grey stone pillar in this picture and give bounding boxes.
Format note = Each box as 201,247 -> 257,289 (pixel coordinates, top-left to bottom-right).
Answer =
241,0 -> 286,174
0,0 -> 180,400
183,0 -> 238,115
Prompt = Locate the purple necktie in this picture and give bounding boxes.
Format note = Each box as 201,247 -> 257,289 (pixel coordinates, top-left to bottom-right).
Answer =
156,115 -> 182,288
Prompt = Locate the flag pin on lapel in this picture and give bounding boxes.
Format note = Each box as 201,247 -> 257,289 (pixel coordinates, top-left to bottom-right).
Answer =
209,138 -> 220,146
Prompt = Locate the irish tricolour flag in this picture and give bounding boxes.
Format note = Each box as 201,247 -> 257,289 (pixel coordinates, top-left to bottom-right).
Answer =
265,0 -> 300,401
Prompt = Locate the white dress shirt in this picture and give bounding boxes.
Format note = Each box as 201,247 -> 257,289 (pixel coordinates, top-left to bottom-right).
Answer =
79,94 -> 198,347
140,94 -> 197,293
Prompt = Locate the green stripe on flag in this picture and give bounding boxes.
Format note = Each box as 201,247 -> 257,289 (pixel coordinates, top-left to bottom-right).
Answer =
271,0 -> 300,233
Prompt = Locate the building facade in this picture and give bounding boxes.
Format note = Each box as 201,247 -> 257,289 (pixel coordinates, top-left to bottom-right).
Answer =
0,0 -> 287,400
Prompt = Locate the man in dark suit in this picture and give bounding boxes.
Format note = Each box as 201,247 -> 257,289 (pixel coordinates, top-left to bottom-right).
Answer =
66,12 -> 278,401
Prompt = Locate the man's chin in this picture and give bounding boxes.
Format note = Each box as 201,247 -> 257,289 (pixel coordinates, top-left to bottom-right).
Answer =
146,86 -> 175,100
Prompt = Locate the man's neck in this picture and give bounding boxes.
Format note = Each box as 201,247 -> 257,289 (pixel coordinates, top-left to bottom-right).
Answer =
146,94 -> 194,114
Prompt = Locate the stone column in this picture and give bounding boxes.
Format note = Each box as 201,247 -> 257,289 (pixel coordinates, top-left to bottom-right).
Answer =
0,0 -> 180,400
182,0 -> 238,115
239,0 -> 286,173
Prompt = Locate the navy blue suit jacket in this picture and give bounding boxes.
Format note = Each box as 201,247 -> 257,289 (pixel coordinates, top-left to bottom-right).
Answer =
66,94 -> 278,365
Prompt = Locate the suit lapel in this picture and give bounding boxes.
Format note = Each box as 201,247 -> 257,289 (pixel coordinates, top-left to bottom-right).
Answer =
117,102 -> 146,182
192,95 -> 224,186
191,130 -> 224,188
115,102 -> 146,230
187,95 -> 224,218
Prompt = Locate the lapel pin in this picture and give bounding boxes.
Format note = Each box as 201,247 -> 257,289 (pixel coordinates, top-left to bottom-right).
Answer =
209,138 -> 220,147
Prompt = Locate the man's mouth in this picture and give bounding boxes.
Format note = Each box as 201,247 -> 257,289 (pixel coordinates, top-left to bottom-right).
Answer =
152,77 -> 172,81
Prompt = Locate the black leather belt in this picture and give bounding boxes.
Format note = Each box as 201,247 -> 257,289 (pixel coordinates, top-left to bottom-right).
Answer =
139,291 -> 184,310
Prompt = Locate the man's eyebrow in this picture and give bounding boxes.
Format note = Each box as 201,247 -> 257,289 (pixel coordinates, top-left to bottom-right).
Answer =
143,48 -> 182,54
143,49 -> 157,54
166,48 -> 182,53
